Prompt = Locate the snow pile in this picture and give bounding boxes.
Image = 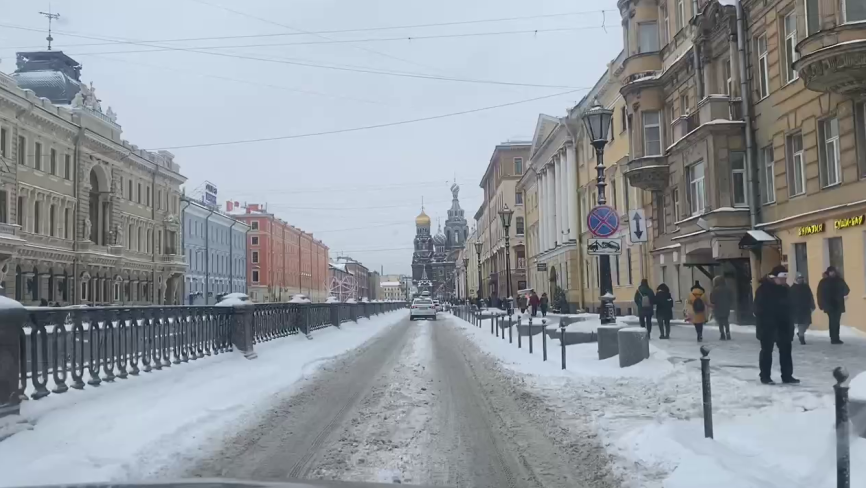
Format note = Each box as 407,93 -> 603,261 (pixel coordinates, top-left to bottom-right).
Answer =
346,298 -> 358,304
0,310 -> 408,487
446,314 -> 865,487
851,371 -> 866,401
289,294 -> 311,304
326,296 -> 340,303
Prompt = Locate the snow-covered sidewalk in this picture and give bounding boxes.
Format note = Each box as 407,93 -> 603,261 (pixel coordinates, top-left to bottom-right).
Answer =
0,310 -> 408,487
448,312 -> 865,488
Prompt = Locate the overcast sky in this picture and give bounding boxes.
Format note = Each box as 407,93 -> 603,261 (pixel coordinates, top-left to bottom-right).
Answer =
0,0 -> 621,275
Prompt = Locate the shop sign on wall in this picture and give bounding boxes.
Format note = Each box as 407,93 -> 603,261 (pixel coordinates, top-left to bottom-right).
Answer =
835,215 -> 865,230
797,223 -> 824,236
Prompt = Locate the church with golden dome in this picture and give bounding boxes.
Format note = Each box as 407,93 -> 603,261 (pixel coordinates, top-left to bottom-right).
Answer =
411,183 -> 469,299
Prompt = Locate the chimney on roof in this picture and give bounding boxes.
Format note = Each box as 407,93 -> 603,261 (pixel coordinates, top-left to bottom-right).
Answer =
226,200 -> 233,212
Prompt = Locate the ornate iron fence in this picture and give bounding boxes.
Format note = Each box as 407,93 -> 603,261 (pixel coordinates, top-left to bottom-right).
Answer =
16,302 -> 404,402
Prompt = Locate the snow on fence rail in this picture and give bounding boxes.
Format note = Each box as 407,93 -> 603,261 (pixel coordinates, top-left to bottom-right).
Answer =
13,301 -> 404,404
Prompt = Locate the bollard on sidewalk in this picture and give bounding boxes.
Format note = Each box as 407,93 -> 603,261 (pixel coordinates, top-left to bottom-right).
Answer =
0,297 -> 27,419
508,314 -> 512,343
528,317 -> 533,354
834,367 -> 850,488
542,318 -> 547,361
560,321 -> 567,370
517,317 -> 522,349
700,345 -> 713,439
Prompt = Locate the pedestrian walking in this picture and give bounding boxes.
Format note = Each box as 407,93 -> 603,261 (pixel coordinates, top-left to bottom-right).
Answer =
517,294 -> 527,314
540,292 -> 549,317
655,283 -> 674,339
686,281 -> 707,342
634,279 -> 656,338
754,265 -> 798,384
710,276 -> 733,340
789,273 -> 815,345
817,266 -> 849,344
529,290 -> 540,317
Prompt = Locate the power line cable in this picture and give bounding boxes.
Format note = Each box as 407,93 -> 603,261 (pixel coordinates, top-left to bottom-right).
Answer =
0,23 -> 581,89
188,0 -> 450,76
148,88 -> 585,150
64,25 -> 606,55
2,9 -> 616,50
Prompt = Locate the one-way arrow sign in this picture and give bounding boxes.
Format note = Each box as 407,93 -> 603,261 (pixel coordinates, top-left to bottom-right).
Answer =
630,208 -> 648,243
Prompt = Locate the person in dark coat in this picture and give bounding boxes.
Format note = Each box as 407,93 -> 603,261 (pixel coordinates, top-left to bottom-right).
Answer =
540,292 -> 549,317
789,273 -> 816,345
817,266 -> 849,344
710,275 -> 734,341
655,283 -> 674,339
529,290 -> 540,317
634,279 -> 656,337
754,265 -> 798,385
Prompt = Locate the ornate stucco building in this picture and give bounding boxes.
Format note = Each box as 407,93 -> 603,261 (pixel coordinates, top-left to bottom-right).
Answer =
0,50 -> 187,305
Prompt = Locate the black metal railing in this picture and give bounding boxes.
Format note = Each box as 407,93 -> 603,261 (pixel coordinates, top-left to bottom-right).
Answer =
16,301 -> 405,402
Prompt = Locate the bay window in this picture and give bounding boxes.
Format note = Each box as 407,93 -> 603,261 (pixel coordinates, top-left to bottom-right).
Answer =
642,111 -> 662,156
687,160 -> 706,215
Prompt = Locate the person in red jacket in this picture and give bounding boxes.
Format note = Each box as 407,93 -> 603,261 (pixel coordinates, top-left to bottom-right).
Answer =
529,290 -> 540,317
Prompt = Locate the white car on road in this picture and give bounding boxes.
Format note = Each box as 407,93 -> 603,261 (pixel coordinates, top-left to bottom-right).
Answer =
410,298 -> 437,321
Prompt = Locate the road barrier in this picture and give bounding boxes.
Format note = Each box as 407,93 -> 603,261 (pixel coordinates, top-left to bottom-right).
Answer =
0,300 -> 405,417
700,346 -> 713,439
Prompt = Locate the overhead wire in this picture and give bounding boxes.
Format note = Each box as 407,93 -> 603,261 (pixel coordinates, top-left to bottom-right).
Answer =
147,88 -> 586,150
0,23 -> 582,89
2,8 -> 616,50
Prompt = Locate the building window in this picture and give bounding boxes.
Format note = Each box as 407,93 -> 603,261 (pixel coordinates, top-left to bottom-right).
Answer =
251,236 -> 259,246
615,253 -> 621,286
515,217 -> 525,236
252,269 -> 260,283
723,58 -> 732,95
843,0 -> 866,22
638,21 -> 659,53
157,190 -> 162,209
622,178 -> 630,211
128,224 -> 133,250
0,128 -> 6,158
0,191 -> 5,224
819,117 -> 842,187
805,0 -> 820,34
252,251 -> 259,263
756,34 -> 770,99
251,220 -> 259,230
731,152 -> 747,206
626,248 -> 633,285
64,208 -> 70,239
516,248 -> 525,269
687,160 -> 706,215
17,196 -> 22,227
643,111 -> 662,156
128,180 -> 133,200
676,0 -> 685,30
660,4 -> 669,46
783,12 -> 798,84
794,242 -> 809,283
137,183 -> 142,204
33,200 -> 41,234
64,154 -> 71,180
34,142 -> 42,171
786,133 -> 805,196
49,205 -> 55,236
17,136 -> 25,166
514,157 -> 523,175
827,237 -> 844,272
657,192 -> 666,233
762,145 -> 776,204
50,148 -> 57,175
147,186 -> 151,207
515,191 -> 523,205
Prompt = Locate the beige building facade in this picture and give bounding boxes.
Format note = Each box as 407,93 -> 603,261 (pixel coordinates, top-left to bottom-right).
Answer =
0,51 -> 186,306
475,142 -> 529,301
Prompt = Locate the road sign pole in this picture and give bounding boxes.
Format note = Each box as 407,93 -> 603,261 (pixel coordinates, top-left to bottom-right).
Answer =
591,146 -> 616,324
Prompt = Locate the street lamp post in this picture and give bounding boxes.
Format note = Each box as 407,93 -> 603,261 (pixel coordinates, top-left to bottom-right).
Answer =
581,102 -> 617,324
499,204 -> 514,313
463,258 -> 469,304
474,241 -> 483,305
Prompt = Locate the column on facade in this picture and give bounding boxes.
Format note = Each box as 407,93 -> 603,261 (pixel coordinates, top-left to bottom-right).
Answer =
553,155 -> 562,246
538,171 -> 547,252
558,148 -> 568,242
566,141 -> 578,241
547,162 -> 557,249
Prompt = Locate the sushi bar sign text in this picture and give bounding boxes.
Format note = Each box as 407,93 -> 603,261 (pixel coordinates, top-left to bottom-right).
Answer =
797,215 -> 865,236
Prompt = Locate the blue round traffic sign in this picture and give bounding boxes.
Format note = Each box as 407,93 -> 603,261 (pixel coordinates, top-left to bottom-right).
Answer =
587,205 -> 619,238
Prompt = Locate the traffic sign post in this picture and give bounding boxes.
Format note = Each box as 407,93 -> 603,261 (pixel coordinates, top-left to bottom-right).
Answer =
629,209 -> 648,243
587,205 -> 620,238
588,237 -> 622,255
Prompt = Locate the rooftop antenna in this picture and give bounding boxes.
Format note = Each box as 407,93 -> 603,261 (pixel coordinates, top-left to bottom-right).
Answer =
39,6 -> 61,51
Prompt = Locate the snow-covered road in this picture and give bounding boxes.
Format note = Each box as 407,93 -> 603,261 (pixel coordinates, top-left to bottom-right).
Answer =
182,315 -> 619,488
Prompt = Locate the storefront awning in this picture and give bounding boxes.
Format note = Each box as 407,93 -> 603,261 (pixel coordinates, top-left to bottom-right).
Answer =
738,230 -> 778,249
